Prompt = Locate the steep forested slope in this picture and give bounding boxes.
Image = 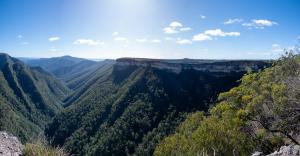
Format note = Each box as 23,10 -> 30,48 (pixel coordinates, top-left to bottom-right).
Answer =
46,58 -> 269,156
154,53 -> 300,156
0,53 -> 70,142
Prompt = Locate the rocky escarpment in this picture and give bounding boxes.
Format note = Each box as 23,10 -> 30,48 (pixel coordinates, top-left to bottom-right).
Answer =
267,145 -> 300,156
0,132 -> 23,156
116,58 -> 271,73
252,145 -> 300,156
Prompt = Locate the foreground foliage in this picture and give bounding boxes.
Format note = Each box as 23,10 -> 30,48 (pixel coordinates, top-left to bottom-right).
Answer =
24,138 -> 69,156
155,52 -> 300,156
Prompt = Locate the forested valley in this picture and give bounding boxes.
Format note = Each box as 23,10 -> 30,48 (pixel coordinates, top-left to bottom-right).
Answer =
1,52 -> 299,156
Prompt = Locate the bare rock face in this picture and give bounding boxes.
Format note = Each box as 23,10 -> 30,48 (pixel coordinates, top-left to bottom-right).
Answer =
116,58 -> 271,74
267,145 -> 300,156
253,145 -> 300,156
0,132 -> 23,156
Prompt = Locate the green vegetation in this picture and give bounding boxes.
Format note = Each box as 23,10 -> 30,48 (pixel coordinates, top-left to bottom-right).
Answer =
0,53 -> 70,142
154,52 -> 300,156
1,53 -> 274,155
24,137 -> 69,156
45,63 -> 247,156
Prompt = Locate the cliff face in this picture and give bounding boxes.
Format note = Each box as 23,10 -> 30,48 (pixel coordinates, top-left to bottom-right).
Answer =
0,132 -> 23,156
116,58 -> 271,73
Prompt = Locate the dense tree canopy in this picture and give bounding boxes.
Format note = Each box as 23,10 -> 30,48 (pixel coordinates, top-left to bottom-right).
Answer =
46,63 -> 247,156
0,53 -> 70,142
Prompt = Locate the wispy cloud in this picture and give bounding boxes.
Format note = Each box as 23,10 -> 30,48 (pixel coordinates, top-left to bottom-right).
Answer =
136,38 -> 147,43
272,44 -> 280,48
169,21 -> 183,27
114,37 -> 129,43
49,37 -> 60,42
17,35 -> 23,39
163,27 -> 179,34
193,29 -> 240,42
272,44 -> 283,52
242,19 -> 278,29
176,39 -> 192,45
73,39 -> 104,46
192,34 -> 212,41
151,39 -> 161,43
163,21 -> 191,34
165,37 -> 175,41
224,18 -> 243,25
21,42 -> 29,45
180,27 -> 191,32
200,15 -> 206,19
204,29 -> 240,37
112,32 -> 119,36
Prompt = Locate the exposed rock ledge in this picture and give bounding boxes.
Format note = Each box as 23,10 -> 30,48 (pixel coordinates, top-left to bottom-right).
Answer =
0,132 -> 23,156
116,58 -> 271,73
252,145 -> 300,156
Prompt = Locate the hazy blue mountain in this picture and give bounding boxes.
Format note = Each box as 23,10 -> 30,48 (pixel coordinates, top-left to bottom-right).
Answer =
22,56 -> 114,90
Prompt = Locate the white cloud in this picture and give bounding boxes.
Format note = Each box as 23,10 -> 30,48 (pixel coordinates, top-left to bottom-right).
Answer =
176,39 -> 192,45
200,15 -> 206,19
170,21 -> 183,28
272,49 -> 284,52
114,37 -> 129,43
272,44 -> 280,48
272,44 -> 284,52
165,37 -> 175,41
192,34 -> 212,41
151,39 -> 161,43
73,39 -> 104,46
17,35 -> 23,39
136,38 -> 147,43
224,18 -> 243,25
192,29 -> 240,42
163,27 -> 178,34
112,32 -> 119,36
242,19 -> 278,29
49,37 -> 60,42
204,29 -> 240,37
163,21 -> 191,34
253,19 -> 277,26
21,42 -> 29,45
180,27 -> 191,32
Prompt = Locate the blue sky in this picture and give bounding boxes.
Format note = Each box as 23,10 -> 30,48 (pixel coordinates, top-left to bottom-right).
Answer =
0,0 -> 299,59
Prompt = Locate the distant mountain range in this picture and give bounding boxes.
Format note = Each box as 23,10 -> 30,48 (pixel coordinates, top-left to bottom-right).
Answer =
20,56 -> 114,91
0,53 -> 271,155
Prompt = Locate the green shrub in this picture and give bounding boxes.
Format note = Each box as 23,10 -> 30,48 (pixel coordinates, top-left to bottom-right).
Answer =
24,137 -> 69,156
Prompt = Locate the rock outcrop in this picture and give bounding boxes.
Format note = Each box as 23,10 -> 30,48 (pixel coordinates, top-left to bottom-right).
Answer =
267,145 -> 300,156
116,58 -> 271,73
252,145 -> 300,156
0,132 -> 23,156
